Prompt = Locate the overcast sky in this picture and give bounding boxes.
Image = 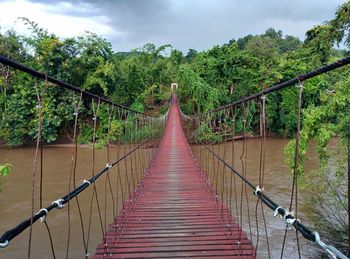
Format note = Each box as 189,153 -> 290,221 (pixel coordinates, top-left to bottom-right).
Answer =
0,0 -> 347,53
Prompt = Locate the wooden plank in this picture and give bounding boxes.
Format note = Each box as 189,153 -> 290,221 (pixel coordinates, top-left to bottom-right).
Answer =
96,244 -> 254,253
96,239 -> 250,248
93,95 -> 255,258
93,249 -> 255,258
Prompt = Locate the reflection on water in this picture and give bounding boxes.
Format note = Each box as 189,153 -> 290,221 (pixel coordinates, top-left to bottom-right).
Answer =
0,138 -> 323,258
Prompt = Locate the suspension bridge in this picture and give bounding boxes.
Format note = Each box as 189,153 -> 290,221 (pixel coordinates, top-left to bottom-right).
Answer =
0,55 -> 349,258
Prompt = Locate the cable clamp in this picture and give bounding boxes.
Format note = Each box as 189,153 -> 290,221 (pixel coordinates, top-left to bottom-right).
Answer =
36,104 -> 43,109
296,81 -> 304,90
313,231 -> 348,259
106,163 -> 112,169
273,206 -> 283,218
285,218 -> 297,230
73,112 -> 79,116
254,185 -> 263,196
0,240 -> 9,248
283,210 -> 297,230
261,95 -> 266,101
36,208 -> 48,222
52,198 -> 64,209
92,117 -> 97,121
82,179 -> 91,186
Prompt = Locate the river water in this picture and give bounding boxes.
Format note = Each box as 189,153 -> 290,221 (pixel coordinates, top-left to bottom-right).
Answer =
191,137 -> 323,258
0,138 -> 323,258
0,143 -> 155,259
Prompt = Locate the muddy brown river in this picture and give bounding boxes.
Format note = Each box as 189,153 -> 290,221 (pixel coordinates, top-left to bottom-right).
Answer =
0,138 -> 325,258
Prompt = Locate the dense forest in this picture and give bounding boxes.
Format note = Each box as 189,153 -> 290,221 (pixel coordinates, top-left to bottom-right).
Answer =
1,4 -> 350,146
1,1 -> 350,251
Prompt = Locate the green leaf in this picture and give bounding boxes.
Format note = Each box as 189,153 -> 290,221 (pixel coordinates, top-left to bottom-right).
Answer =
0,163 -> 12,176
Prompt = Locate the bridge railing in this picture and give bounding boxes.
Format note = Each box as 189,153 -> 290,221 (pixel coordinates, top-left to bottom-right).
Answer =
0,56 -> 168,258
179,56 -> 350,259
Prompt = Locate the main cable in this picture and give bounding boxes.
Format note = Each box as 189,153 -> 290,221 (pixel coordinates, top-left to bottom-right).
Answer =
0,139 -> 149,247
193,56 -> 350,117
0,55 -> 155,117
198,140 -> 348,259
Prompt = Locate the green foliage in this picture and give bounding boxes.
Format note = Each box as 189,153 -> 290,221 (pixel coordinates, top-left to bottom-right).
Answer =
160,106 -> 168,115
283,56 -> 350,250
0,3 -> 350,149
0,4 -> 349,252
77,123 -> 93,144
119,118 -> 163,144
309,144 -> 348,253
0,163 -> 11,176
130,102 -> 145,113
178,64 -> 221,114
194,123 -> 222,143
0,163 -> 11,192
0,19 -> 178,146
329,1 -> 350,47
284,68 -> 350,181
304,25 -> 334,64
77,104 -> 126,146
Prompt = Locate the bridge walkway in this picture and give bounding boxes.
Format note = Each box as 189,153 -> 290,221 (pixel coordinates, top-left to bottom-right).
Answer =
94,96 -> 255,258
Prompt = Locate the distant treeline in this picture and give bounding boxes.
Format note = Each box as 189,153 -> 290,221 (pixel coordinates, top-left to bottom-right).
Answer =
1,2 -> 350,147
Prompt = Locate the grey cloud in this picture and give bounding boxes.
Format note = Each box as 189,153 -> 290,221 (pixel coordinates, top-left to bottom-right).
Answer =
26,0 -> 348,52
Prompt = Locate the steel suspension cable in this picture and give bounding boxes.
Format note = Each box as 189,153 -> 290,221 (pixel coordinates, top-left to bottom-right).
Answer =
281,82 -> 304,258
0,55 -> 164,252
0,56 -> 154,117
0,138 -> 150,247
65,92 -> 80,259
221,109 -> 229,219
192,56 -> 350,117
123,111 -> 132,212
87,99 -> 105,255
259,95 -> 271,258
244,103 -> 253,243
28,79 -> 44,259
114,107 -> 124,238
230,108 -> 240,236
37,78 -> 57,259
102,104 -> 114,254
129,115 -> 136,195
70,91 -> 88,258
254,98 -> 262,257
195,137 -> 348,258
215,113 -> 222,206
238,103 -> 246,243
180,55 -> 350,259
294,83 -> 303,259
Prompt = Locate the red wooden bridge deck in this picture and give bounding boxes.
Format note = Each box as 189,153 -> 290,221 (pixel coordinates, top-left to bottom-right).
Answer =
94,96 -> 255,258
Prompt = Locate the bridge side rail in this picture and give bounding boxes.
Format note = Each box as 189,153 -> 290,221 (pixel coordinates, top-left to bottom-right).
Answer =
180,56 -> 350,258
0,56 -> 168,258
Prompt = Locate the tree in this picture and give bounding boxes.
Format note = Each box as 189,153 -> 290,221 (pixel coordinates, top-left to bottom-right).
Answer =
304,25 -> 333,64
329,1 -> 350,47
236,34 -> 254,50
178,64 -> 221,114
185,49 -> 198,62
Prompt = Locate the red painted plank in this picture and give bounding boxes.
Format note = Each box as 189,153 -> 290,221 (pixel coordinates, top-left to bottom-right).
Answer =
93,95 -> 255,258
96,244 -> 254,253
97,239 -> 250,248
